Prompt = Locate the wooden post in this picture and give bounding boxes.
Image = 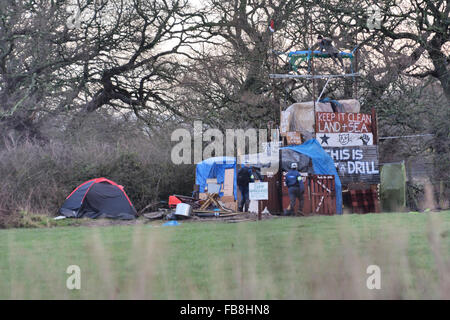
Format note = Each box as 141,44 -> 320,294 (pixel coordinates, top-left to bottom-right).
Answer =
371,107 -> 378,144
371,184 -> 381,213
258,201 -> 262,220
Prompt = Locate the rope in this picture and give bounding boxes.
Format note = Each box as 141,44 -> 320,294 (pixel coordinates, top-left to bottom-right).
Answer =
379,134 -> 434,140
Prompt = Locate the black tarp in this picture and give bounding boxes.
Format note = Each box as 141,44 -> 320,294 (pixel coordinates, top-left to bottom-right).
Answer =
281,149 -> 314,173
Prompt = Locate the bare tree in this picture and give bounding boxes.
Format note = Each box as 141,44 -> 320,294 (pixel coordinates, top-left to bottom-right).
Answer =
80,0 -> 202,122
176,0 -> 314,128
307,0 -> 449,102
0,0 -> 203,139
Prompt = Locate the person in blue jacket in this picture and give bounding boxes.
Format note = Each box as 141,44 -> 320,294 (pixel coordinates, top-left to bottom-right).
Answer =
285,162 -> 305,216
237,161 -> 255,212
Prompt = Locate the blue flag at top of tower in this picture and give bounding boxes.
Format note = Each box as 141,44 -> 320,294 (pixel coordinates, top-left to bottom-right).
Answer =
281,139 -> 343,214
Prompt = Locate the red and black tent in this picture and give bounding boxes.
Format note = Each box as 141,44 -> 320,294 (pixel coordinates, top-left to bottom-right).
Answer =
59,178 -> 137,220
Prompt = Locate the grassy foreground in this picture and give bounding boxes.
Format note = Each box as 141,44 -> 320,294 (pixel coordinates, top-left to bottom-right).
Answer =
0,212 -> 449,299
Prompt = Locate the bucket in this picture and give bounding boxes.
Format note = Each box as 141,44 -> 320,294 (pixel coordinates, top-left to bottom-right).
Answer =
175,203 -> 192,217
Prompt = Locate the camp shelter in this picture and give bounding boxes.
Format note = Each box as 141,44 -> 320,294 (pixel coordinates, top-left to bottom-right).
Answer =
59,178 -> 137,220
281,139 -> 343,214
195,156 -> 237,200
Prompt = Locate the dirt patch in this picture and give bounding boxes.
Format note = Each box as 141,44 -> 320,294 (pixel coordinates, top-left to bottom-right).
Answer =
74,211 -> 282,227
0,210 -> 281,229
63,217 -> 148,228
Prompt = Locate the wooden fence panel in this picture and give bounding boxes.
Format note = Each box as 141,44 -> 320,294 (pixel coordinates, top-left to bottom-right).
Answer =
281,174 -> 336,215
310,175 -> 336,215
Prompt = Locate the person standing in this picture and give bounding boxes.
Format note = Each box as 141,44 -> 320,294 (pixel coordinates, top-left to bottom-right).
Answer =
285,163 -> 305,216
237,161 -> 255,212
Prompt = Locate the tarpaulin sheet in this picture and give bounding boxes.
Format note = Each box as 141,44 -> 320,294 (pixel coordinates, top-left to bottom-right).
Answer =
195,156 -> 237,200
282,139 -> 343,214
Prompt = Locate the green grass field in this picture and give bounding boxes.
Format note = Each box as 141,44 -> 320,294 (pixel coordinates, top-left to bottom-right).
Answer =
0,212 -> 449,299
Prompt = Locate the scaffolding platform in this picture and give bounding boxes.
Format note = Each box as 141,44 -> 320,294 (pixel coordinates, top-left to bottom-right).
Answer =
269,73 -> 361,80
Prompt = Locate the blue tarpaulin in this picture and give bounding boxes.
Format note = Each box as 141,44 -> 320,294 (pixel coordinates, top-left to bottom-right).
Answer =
282,139 -> 343,214
195,156 -> 237,200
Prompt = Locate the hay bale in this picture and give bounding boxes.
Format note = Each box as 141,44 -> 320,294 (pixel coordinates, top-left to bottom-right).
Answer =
285,101 -> 333,133
282,99 -> 361,140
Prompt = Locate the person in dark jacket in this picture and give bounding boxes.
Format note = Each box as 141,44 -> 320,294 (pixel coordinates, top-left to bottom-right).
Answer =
237,161 -> 255,212
312,35 -> 345,70
284,162 -> 305,216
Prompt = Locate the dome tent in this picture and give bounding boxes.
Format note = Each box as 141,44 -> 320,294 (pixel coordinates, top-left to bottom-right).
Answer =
59,178 -> 137,220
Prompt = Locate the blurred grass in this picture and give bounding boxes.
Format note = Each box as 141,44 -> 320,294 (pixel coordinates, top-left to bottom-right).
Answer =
0,211 -> 449,299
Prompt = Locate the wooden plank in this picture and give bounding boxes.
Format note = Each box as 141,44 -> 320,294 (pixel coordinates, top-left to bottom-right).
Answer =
223,168 -> 234,196
226,219 -> 253,223
200,212 -> 241,216
199,193 -> 220,210
311,176 -> 317,214
322,177 -> 329,214
280,111 -> 290,136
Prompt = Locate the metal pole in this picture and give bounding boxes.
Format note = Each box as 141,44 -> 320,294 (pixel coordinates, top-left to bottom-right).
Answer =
354,47 -> 359,100
310,17 -> 316,136
316,77 -> 331,103
353,30 -> 359,100
271,29 -> 279,125
269,73 -> 360,79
